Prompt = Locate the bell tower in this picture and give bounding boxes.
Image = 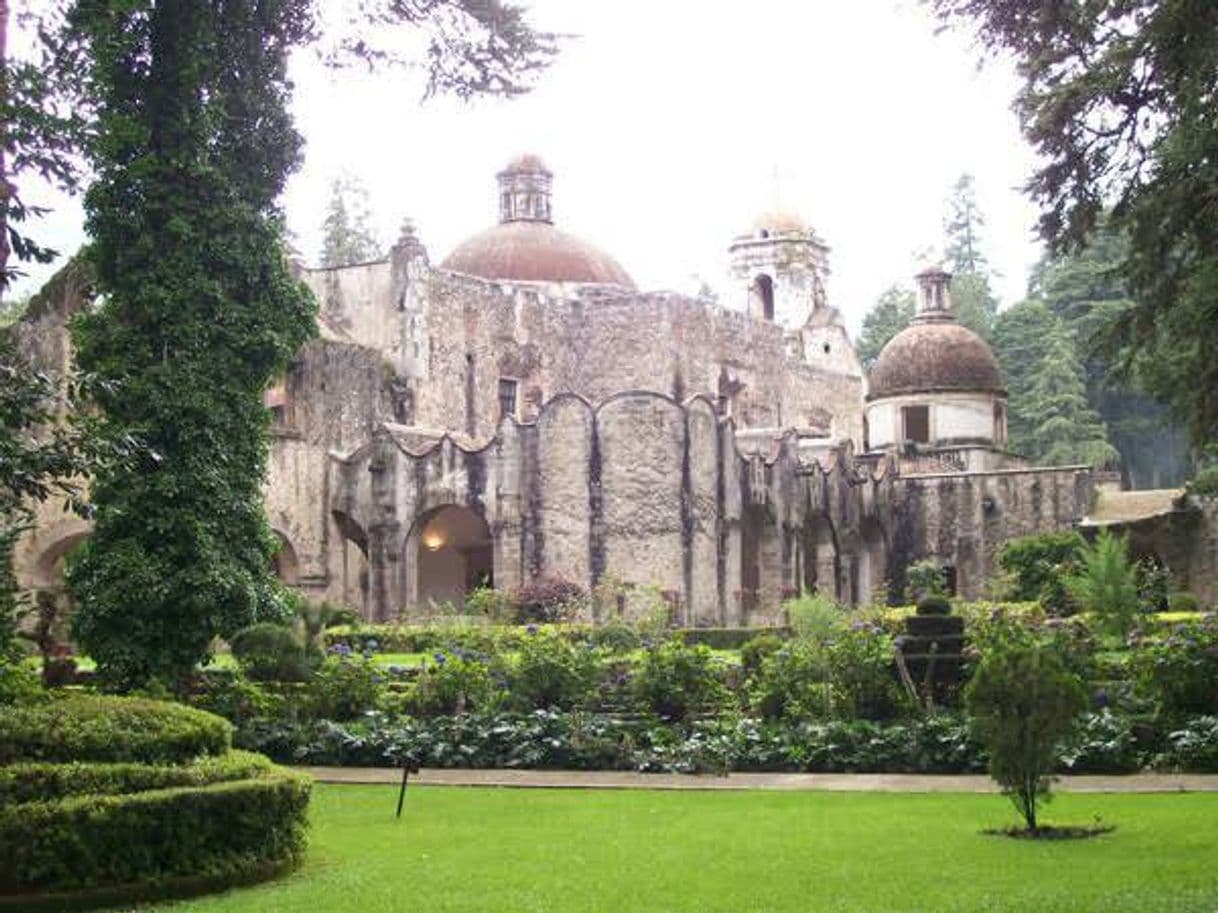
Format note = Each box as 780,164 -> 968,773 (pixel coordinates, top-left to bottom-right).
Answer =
497,154 -> 553,224
728,212 -> 831,329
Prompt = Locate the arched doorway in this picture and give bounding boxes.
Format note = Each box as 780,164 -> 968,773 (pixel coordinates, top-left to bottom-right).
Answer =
408,505 -> 493,611
270,531 -> 300,586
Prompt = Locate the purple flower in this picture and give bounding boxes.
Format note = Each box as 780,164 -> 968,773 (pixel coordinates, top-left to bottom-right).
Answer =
1094,687 -> 1110,708
526,624 -> 539,635
433,652 -> 447,665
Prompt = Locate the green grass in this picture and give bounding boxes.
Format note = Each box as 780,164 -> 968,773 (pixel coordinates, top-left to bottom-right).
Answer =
144,785 -> 1218,913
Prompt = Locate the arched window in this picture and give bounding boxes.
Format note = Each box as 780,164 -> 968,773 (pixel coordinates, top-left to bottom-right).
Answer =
752,274 -> 775,321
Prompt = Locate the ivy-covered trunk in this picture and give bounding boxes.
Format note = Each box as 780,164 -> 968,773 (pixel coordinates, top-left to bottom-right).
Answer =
66,0 -> 317,690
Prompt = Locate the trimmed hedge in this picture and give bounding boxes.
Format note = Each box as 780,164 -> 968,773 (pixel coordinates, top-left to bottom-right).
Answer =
0,750 -> 272,806
680,627 -> 786,650
0,696 -> 231,765
0,769 -> 311,893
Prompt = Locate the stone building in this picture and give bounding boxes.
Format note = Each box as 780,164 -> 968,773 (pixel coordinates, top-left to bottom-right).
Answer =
13,155 -> 1217,620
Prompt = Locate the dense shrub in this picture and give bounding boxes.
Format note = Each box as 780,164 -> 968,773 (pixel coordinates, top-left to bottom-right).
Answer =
786,595 -> 843,641
0,769 -> 310,893
0,750 -> 272,805
1168,592 -> 1200,614
407,650 -> 498,717
1155,716 -> 1218,772
966,645 -> 1088,830
307,654 -> 381,721
748,641 -> 829,721
905,559 -> 948,602
508,629 -> 600,711
825,621 -> 907,721
740,633 -> 784,678
230,622 -> 316,683
0,662 -> 43,707
630,639 -> 731,721
509,577 -> 586,624
1132,616 -> 1218,718
0,696 -> 231,764
681,627 -> 782,650
1058,709 -> 1144,774
190,669 -> 285,725
915,595 -> 952,616
997,531 -> 1085,613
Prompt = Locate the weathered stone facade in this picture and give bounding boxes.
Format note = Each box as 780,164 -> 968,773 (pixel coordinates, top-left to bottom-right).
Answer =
12,156 -> 1216,618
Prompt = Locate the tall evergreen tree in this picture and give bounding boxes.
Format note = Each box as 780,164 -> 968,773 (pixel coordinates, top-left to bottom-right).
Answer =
942,174 -> 998,338
927,0 -> 1218,450
856,284 -> 914,369
319,175 -> 382,268
991,299 -> 1058,458
1025,319 -> 1119,468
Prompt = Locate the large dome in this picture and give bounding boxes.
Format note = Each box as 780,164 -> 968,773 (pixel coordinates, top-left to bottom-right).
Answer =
868,320 -> 1004,400
439,154 -> 635,289
440,221 -> 636,288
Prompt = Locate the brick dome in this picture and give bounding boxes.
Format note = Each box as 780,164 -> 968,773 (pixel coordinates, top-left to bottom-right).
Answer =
440,221 -> 636,288
440,154 -> 635,289
868,319 -> 1004,400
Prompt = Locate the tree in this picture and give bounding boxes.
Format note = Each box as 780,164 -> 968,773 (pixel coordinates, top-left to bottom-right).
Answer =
943,173 -> 987,275
926,0 -> 1218,450
856,284 -> 914,369
1067,529 -> 1140,636
1024,320 -> 1118,468
942,174 -> 997,338
1031,226 -> 1192,488
991,299 -> 1058,458
319,175 -> 382,268
54,0 -> 558,690
965,644 -> 1087,832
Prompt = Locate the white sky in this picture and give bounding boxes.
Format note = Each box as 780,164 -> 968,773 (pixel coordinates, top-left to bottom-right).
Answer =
12,0 -> 1043,334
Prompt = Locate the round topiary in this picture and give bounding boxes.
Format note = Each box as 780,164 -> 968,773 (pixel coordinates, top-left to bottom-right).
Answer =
916,595 -> 953,616
0,696 -> 231,765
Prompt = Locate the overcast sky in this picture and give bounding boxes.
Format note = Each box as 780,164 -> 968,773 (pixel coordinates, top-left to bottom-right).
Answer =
13,0 -> 1042,333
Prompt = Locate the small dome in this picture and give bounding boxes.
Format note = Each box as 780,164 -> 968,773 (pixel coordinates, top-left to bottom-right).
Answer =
499,153 -> 550,176
868,321 -> 1004,400
751,210 -> 808,236
440,221 -> 635,288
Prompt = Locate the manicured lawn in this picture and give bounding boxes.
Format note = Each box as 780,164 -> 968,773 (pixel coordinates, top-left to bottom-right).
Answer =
148,785 -> 1218,913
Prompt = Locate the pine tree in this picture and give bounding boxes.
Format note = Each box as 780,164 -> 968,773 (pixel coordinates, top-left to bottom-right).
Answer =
992,299 -> 1059,458
856,285 -> 914,369
942,175 -> 998,338
319,175 -> 382,268
1026,319 -> 1119,467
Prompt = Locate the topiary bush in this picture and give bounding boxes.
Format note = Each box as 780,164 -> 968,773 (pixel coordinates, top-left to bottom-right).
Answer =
0,769 -> 310,895
0,695 -> 310,906
916,595 -> 952,616
230,622 -> 317,683
0,696 -> 231,764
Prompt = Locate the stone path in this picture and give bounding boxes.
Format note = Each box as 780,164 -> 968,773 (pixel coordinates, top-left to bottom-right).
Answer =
298,767 -> 1218,794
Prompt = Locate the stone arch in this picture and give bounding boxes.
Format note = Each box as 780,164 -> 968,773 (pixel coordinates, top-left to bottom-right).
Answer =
270,530 -> 300,586
803,516 -> 839,601
854,517 -> 888,606
752,273 -> 775,322
404,504 -> 493,612
30,524 -> 92,590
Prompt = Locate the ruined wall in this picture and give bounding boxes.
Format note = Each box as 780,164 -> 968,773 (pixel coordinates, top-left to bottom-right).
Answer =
401,268 -> 866,447
889,466 -> 1094,600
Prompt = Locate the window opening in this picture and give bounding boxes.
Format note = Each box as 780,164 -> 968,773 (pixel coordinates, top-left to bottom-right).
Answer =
498,378 -> 518,419
902,405 -> 930,444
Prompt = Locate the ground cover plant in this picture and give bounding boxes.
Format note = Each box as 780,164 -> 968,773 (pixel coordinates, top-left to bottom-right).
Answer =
145,784 -> 1218,913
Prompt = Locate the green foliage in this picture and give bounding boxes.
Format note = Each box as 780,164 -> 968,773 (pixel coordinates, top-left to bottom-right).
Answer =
997,531 -> 1086,613
915,595 -> 952,616
825,621 -> 906,721
64,4 -> 319,691
307,654 -> 381,721
1156,716 -> 1218,772
0,661 -> 43,707
680,627 -> 779,650
408,650 -> 497,718
1067,531 -> 1141,635
943,174 -> 988,276
965,645 -> 1088,830
786,593 -> 843,641
507,629 -> 599,711
739,633 -> 784,678
1133,557 -> 1171,613
319,175 -> 383,267
0,768 -> 310,893
0,695 -> 231,764
928,0 -> 1218,449
1168,592 -> 1199,614
508,576 -> 587,624
905,559 -> 947,602
1186,465 -> 1218,499
0,749 -> 272,806
189,669 -> 285,726
230,623 -> 317,683
1132,616 -> 1218,719
631,639 -> 731,721
747,641 -> 830,722
992,299 -> 1063,458
856,285 -> 914,369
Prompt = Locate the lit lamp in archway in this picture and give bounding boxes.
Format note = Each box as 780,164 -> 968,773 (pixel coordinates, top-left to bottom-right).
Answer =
421,525 -> 446,552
